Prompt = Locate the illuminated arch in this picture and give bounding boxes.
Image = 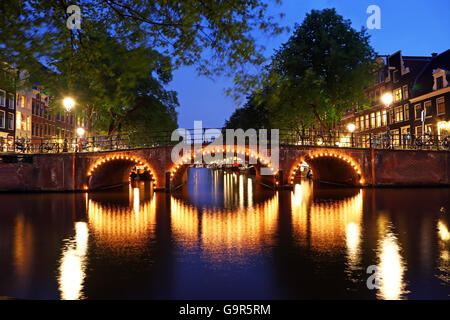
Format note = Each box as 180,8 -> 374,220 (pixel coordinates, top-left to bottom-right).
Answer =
86,154 -> 157,190
169,145 -> 278,181
289,152 -> 364,186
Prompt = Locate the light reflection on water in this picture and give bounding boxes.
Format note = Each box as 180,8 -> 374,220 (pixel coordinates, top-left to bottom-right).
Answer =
0,168 -> 449,299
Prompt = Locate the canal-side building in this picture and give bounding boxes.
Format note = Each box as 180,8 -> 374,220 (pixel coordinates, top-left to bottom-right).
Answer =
406,49 -> 450,139
15,88 -> 32,139
31,87 -> 76,142
0,66 -> 16,151
15,72 -> 33,140
341,49 -> 450,146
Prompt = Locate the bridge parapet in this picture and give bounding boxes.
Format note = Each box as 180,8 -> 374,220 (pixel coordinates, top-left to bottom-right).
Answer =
0,143 -> 448,192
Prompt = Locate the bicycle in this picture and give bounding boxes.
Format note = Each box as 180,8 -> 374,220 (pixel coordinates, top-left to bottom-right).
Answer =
440,135 -> 450,150
39,141 -> 54,153
414,133 -> 433,148
15,138 -> 30,153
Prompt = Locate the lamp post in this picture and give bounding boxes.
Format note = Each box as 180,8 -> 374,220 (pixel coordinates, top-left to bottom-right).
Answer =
381,92 -> 393,147
76,127 -> 85,137
62,97 -> 75,152
347,123 -> 356,147
76,127 -> 86,152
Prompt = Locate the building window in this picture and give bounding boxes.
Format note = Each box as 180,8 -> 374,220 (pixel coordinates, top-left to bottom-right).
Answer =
415,104 -> 422,119
402,85 -> 409,100
424,101 -> 432,117
376,111 -> 381,127
395,106 -> 404,122
401,126 -> 410,136
394,88 -> 402,102
7,93 -> 14,109
371,113 -> 376,128
0,110 -> 5,128
7,113 -> 14,130
437,97 -> 445,115
415,126 -> 422,137
389,109 -> 394,124
391,129 -> 400,146
425,124 -> 433,134
404,104 -> 409,120
365,114 -> 370,129
393,70 -> 399,83
360,117 -> 364,131
0,90 -> 5,106
382,110 -> 387,126
436,76 -> 444,90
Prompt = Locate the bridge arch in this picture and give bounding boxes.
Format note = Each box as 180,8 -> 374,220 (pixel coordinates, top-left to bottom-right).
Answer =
289,151 -> 364,186
169,145 -> 278,187
86,154 -> 157,190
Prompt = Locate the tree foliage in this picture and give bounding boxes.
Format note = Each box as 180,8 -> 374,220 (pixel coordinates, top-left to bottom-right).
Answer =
0,1 -> 287,132
260,8 -> 377,130
225,93 -> 271,129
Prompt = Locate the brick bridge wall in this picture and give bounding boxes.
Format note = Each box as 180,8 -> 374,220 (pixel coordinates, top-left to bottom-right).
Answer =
0,146 -> 448,192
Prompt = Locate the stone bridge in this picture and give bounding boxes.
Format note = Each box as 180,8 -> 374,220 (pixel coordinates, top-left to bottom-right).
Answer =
0,144 -> 448,192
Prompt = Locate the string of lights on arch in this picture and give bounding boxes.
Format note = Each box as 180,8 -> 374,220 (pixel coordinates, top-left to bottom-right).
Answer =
86,155 -> 157,187
289,152 -> 364,185
169,146 -> 278,180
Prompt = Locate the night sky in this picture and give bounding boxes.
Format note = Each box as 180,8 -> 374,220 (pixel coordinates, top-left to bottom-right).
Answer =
168,0 -> 450,129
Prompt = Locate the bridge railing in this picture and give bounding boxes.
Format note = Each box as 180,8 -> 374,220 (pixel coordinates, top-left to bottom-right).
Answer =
278,129 -> 450,151
1,129 -> 449,154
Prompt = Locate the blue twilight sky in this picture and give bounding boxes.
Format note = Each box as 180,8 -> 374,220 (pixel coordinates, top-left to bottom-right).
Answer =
168,0 -> 450,129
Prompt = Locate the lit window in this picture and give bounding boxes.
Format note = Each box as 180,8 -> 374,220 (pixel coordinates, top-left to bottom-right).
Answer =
425,124 -> 433,134
365,114 -> 370,129
360,117 -> 364,130
376,111 -> 381,127
371,113 -> 376,128
395,106 -> 404,122
404,104 -> 409,120
391,129 -> 400,146
394,88 -> 402,102
437,97 -> 445,115
382,110 -> 387,126
415,126 -> 422,137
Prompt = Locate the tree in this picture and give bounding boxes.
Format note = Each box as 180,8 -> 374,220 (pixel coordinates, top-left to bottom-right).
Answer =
262,8 -> 377,130
38,23 -> 179,135
1,0 -> 286,95
225,92 -> 271,129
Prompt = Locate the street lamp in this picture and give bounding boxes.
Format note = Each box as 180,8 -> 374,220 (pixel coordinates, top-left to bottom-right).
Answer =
62,97 -> 75,152
347,123 -> 356,133
347,123 -> 356,147
382,92 -> 393,108
76,127 -> 85,137
63,97 -> 75,112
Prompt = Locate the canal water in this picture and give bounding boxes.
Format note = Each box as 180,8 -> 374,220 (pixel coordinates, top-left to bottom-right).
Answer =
0,168 -> 449,299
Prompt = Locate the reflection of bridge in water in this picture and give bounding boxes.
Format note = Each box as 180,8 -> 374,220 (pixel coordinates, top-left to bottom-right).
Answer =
74,180 -> 410,298
5,177 -> 446,299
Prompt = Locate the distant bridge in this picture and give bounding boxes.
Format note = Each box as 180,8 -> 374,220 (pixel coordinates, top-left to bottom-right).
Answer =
0,130 -> 449,191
